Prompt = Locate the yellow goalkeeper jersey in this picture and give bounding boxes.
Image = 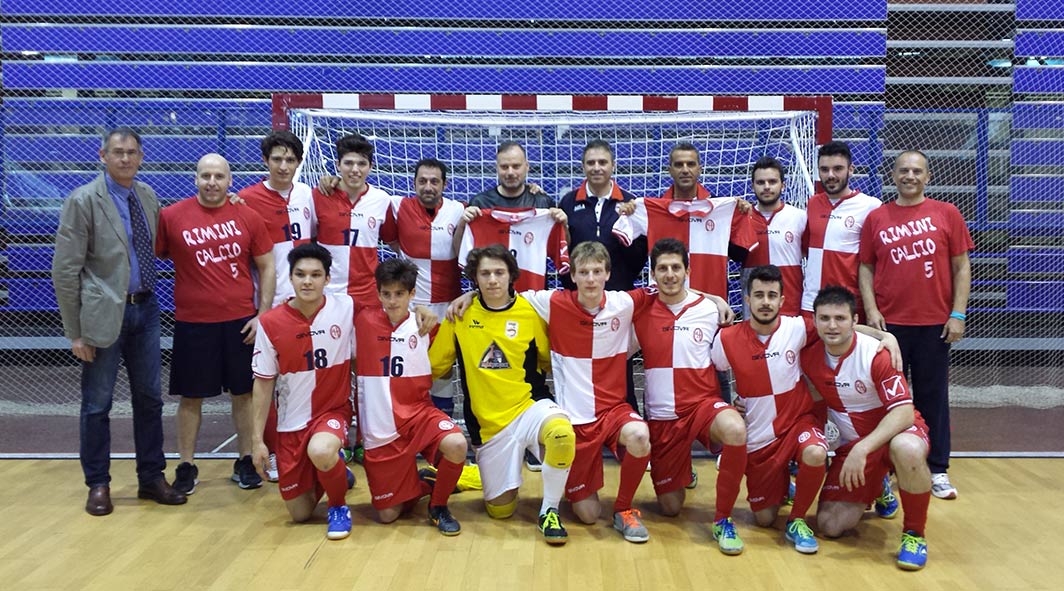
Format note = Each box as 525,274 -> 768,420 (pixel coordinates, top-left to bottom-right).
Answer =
429,295 -> 552,445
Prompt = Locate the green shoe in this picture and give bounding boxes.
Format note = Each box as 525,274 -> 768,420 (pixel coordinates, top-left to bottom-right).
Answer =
712,517 -> 744,555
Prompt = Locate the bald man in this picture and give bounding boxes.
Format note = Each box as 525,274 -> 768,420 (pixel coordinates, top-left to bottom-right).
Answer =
156,153 -> 276,493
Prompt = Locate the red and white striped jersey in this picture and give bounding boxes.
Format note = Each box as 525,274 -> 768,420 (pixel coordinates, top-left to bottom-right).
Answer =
459,208 -> 569,292
252,294 -> 354,432
354,308 -> 436,450
634,292 -> 723,421
239,180 -> 317,305
711,315 -> 817,452
801,332 -> 914,447
612,186 -> 759,299
314,184 -> 398,305
522,288 -> 651,425
802,191 -> 880,313
391,196 -> 465,306
744,203 -> 806,316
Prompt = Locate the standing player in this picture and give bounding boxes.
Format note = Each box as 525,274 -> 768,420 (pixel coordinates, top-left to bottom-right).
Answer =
355,258 -> 467,534
239,130 -> 317,481
429,245 -> 576,544
742,156 -> 806,317
803,286 -> 934,571
859,150 -> 973,500
710,265 -> 828,555
156,154 -> 275,493
612,143 -> 758,300
469,141 -> 556,210
389,159 -> 470,415
250,244 -> 354,540
314,133 -> 398,304
801,141 -> 881,318
635,238 -> 748,554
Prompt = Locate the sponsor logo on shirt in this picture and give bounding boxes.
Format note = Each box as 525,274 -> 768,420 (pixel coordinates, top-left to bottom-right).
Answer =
297,329 -> 326,339
752,351 -> 780,361
470,319 -> 484,329
479,341 -> 510,369
281,483 -> 299,492
881,375 -> 907,400
374,492 -> 395,501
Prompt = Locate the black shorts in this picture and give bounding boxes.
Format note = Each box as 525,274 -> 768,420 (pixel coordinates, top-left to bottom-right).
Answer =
169,316 -> 254,398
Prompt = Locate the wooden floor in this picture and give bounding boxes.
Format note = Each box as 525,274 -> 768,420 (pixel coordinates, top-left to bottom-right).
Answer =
2,458 -> 1062,590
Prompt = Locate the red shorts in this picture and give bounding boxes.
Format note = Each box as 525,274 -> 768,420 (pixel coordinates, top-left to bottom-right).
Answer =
566,404 -> 645,503
648,397 -> 733,495
745,414 -> 826,512
276,411 -> 349,501
820,418 -> 930,504
363,405 -> 462,510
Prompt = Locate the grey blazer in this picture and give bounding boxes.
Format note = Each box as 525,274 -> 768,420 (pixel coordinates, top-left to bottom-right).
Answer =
51,174 -> 161,348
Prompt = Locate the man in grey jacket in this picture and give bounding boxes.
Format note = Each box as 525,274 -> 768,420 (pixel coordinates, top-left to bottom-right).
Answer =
52,128 -> 187,515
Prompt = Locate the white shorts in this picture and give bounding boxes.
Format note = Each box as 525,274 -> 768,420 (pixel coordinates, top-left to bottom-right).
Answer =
476,399 -> 568,501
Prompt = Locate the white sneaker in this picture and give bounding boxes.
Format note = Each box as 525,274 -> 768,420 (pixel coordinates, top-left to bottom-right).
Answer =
266,453 -> 279,482
931,473 -> 957,499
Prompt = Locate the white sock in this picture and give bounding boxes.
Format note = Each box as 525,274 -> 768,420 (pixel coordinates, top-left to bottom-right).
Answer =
540,464 -> 570,515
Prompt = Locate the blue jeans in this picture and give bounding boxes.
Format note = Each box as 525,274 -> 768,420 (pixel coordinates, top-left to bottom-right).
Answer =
80,293 -> 165,487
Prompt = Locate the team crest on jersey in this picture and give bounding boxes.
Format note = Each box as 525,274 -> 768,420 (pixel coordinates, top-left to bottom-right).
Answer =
479,341 -> 510,369
845,216 -> 855,228
714,401 -> 729,409
855,380 -> 867,394
523,231 -> 534,245
629,412 -> 642,420
693,327 -> 704,343
785,231 -> 795,243
785,350 -> 796,365
881,375 -> 907,400
408,334 -> 418,349
368,216 -> 377,229
505,320 -> 519,338
303,207 -> 311,220
330,324 -> 341,339
438,419 -> 455,431
798,431 -> 811,443
704,219 -> 716,232
327,418 -> 342,430
611,317 -> 621,332
447,223 -> 455,236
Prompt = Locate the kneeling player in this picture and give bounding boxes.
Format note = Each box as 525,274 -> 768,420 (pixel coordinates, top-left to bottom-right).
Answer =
431,245 -> 576,544
251,244 -> 355,540
636,239 -> 748,553
355,258 -> 468,535
803,285 -> 933,570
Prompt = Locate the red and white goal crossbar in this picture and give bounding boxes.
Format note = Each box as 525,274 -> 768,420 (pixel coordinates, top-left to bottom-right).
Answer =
272,93 -> 833,144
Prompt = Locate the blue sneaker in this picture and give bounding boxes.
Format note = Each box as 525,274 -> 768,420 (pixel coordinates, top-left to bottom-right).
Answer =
897,530 -> 928,570
874,475 -> 899,519
327,505 -> 352,540
785,518 -> 819,554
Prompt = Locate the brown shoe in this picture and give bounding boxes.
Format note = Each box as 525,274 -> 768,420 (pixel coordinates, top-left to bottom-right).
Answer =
86,485 -> 113,516
137,478 -> 188,506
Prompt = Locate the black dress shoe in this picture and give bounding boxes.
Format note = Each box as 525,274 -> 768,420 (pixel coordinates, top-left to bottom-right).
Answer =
137,478 -> 188,505
86,485 -> 113,516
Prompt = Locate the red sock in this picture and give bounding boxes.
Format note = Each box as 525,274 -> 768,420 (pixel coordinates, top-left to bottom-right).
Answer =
714,444 -> 747,521
899,489 -> 930,537
263,404 -> 279,453
789,459 -> 826,521
317,458 -> 348,507
613,451 -> 650,513
431,459 -> 463,507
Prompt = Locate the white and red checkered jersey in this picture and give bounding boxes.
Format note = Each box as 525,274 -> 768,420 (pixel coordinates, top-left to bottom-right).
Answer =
522,288 -> 651,425
354,308 -> 436,450
801,190 -> 881,312
459,208 -> 569,292
801,332 -> 915,447
612,185 -> 759,299
391,196 -> 465,306
744,203 -> 806,316
239,180 -> 317,305
711,315 -> 817,452
634,293 -> 723,421
252,294 -> 354,432
314,184 -> 398,305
